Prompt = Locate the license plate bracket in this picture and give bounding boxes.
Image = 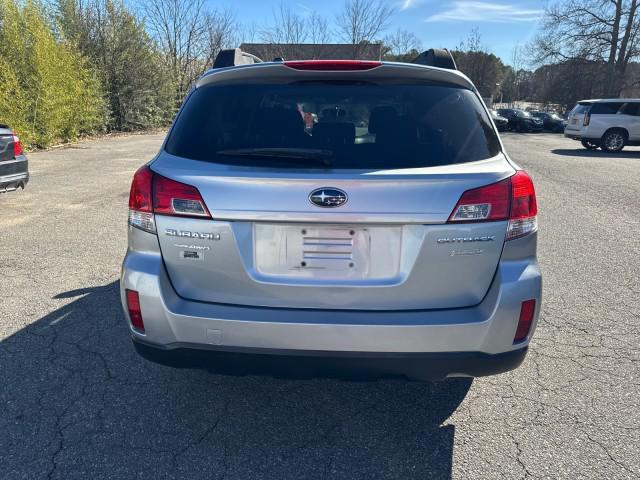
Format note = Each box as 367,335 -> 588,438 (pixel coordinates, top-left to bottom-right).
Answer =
254,225 -> 371,279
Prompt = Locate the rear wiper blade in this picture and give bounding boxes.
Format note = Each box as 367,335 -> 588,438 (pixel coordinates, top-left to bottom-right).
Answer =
216,148 -> 334,165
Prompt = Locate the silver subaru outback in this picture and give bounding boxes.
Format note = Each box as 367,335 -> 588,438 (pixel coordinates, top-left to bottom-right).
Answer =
121,53 -> 541,381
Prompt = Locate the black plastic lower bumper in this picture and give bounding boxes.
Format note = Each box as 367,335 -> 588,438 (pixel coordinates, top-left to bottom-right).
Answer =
0,158 -> 29,192
132,338 -> 528,381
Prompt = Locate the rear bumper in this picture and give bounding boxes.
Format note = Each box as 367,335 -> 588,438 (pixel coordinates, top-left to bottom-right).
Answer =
0,157 -> 29,192
120,231 -> 542,378
564,132 -> 598,141
132,337 -> 529,381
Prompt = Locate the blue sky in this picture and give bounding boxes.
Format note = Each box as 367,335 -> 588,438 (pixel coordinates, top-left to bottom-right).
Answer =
216,0 -> 546,64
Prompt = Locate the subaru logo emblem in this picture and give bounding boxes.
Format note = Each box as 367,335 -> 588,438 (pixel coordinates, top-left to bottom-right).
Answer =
309,188 -> 348,208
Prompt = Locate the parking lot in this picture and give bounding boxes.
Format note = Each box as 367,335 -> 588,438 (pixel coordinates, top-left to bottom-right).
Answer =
1,132 -> 638,479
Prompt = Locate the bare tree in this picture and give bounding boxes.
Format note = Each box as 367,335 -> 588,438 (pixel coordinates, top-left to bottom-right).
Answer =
452,30 -> 507,98
142,0 -> 207,101
336,0 -> 395,58
259,3 -> 309,59
535,0 -> 640,96
384,28 -> 422,59
142,0 -> 238,102
456,27 -> 484,53
203,9 -> 237,69
308,11 -> 331,45
258,4 -> 332,60
261,4 -> 308,45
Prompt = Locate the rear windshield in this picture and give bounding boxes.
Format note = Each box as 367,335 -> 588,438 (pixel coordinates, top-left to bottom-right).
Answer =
572,103 -> 592,114
165,83 -> 501,169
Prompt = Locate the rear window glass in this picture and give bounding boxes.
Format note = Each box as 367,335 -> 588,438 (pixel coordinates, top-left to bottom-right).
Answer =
591,102 -> 624,114
165,83 -> 501,169
572,103 -> 592,114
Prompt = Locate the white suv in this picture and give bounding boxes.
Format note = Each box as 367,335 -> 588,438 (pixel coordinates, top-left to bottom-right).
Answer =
565,99 -> 640,152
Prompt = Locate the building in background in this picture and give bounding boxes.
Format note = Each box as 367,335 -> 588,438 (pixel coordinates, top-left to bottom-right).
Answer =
240,43 -> 384,61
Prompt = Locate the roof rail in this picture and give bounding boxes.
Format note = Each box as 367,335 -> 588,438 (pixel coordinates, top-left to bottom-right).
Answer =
411,49 -> 457,70
212,48 -> 263,69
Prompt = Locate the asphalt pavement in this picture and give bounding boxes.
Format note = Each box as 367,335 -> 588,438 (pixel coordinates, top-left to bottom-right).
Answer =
1,132 -> 638,479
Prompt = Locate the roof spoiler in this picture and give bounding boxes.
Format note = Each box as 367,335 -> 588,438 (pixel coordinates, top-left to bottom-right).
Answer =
411,49 -> 457,70
212,48 -> 263,69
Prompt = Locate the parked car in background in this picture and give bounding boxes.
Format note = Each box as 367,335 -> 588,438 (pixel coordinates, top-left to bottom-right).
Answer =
490,109 -> 508,131
122,50 -> 541,382
0,125 -> 28,193
530,111 -> 566,133
496,109 -> 543,132
565,99 -> 640,152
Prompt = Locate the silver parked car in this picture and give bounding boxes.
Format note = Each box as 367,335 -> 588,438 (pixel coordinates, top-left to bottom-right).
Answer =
121,52 -> 541,381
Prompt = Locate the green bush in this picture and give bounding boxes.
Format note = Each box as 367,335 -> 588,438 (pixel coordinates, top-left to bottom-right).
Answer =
56,0 -> 176,131
0,0 -> 105,148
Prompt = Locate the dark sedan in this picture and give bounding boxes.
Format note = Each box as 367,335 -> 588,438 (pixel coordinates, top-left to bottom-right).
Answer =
496,108 -> 543,133
0,125 -> 29,193
530,111 -> 566,133
490,110 -> 509,131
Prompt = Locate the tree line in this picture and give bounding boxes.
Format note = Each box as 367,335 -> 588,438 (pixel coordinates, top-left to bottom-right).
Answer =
1,0 -> 638,148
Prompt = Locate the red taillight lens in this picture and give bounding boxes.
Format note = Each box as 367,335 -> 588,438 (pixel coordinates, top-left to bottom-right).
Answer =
152,174 -> 211,218
12,133 -> 23,157
127,167 -> 211,233
448,170 -> 538,240
284,60 -> 382,71
129,166 -> 153,212
126,289 -> 145,332
514,299 -> 536,342
506,170 -> 537,240
128,166 -> 156,233
510,171 -> 537,219
448,177 -> 511,222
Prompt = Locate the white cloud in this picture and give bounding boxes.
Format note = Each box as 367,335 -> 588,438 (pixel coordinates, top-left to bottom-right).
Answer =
401,0 -> 418,10
426,1 -> 543,23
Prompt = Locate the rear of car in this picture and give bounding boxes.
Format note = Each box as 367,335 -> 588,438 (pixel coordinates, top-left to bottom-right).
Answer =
0,126 -> 28,193
531,112 -> 565,133
565,99 -> 640,152
497,109 -> 543,132
121,60 -> 542,381
490,109 -> 508,131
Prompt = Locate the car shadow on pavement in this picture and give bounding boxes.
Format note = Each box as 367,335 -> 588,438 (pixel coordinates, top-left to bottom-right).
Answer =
551,148 -> 640,158
1,282 -> 472,480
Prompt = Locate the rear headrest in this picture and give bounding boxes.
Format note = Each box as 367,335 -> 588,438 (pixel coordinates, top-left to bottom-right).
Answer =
251,108 -> 305,144
253,108 -> 303,128
368,106 -> 398,134
321,108 -> 347,120
312,122 -> 355,146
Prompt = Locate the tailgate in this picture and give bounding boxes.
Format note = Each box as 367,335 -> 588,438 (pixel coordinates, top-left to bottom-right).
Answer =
152,156 -> 514,311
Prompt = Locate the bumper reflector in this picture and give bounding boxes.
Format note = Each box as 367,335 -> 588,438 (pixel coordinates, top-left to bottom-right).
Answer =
514,299 -> 536,343
126,289 -> 145,332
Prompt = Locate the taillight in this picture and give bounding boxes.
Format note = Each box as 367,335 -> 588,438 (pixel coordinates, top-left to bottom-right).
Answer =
506,171 -> 537,240
127,166 -> 211,233
153,174 -> 211,218
514,299 -> 536,343
12,133 -> 23,157
128,166 -> 156,233
448,177 -> 511,222
126,289 -> 145,332
284,60 -> 381,71
448,170 -> 537,241
583,112 -> 591,126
